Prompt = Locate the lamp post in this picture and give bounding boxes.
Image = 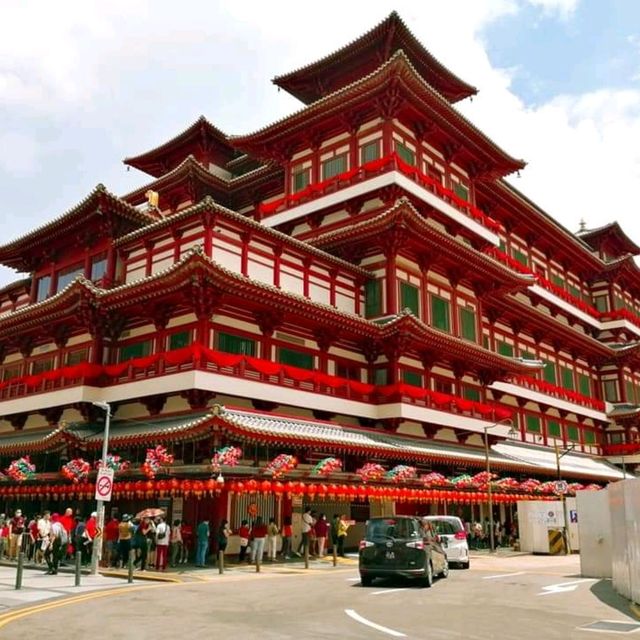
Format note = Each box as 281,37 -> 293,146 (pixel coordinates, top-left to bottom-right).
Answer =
483,418 -> 517,553
90,401 -> 111,575
554,443 -> 575,555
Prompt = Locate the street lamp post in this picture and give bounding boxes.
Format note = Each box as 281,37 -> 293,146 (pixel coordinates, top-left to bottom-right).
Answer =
483,418 -> 516,553
90,401 -> 111,575
554,443 -> 575,555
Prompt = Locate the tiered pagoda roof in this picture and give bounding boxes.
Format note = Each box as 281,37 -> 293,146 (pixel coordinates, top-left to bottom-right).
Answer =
272,11 -> 477,104
577,222 -> 640,259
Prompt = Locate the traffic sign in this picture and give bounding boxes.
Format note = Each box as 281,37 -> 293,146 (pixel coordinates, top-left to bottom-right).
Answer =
554,480 -> 568,495
95,468 -> 114,502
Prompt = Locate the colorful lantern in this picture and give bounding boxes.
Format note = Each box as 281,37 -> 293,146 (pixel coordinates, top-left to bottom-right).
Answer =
61,458 -> 91,484
311,457 -> 342,476
6,457 -> 35,482
211,446 -> 243,473
355,463 -> 386,483
265,454 -> 298,478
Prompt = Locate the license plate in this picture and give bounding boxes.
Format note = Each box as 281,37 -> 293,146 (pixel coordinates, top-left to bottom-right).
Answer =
385,551 -> 395,560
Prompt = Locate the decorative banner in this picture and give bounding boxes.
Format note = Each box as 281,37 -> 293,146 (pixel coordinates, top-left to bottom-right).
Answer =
471,471 -> 497,489
356,463 -> 386,483
419,472 -> 451,487
61,458 -> 91,484
265,454 -> 298,479
211,446 -> 243,473
142,445 -> 174,479
494,477 -> 520,491
6,457 -> 36,482
519,478 -> 542,493
95,454 -> 130,473
311,457 -> 342,476
451,474 -> 474,489
386,465 -> 417,484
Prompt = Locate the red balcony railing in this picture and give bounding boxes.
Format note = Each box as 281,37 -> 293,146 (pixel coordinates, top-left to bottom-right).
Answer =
601,443 -> 640,456
512,375 -> 605,412
258,152 -> 501,233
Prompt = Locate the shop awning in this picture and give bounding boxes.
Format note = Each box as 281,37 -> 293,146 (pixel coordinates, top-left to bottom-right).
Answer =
491,441 -> 628,481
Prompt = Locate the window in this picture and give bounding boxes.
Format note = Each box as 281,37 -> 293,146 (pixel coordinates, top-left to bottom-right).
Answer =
498,239 -> 507,253
2,365 -> 21,382
56,263 -> 84,292
566,425 -> 580,442
90,254 -> 107,282
168,331 -> 191,351
36,276 -> 51,302
31,358 -> 54,375
614,295 -> 626,310
459,308 -> 476,342
453,182 -> 469,201
365,280 -> 382,318
430,295 -> 450,332
321,155 -> 347,181
497,341 -> 514,357
593,296 -> 609,312
400,282 -> 419,316
526,415 -> 541,433
360,140 -> 380,164
560,366 -> 574,391
119,340 -> 152,362
521,351 -> 536,361
374,368 -> 388,385
603,380 -> 619,403
434,379 -> 452,394
278,347 -> 313,370
583,430 -> 596,445
568,284 -> 581,299
626,380 -> 637,404
217,332 -> 255,356
511,248 -> 529,267
402,370 -> 422,387
336,362 -> 360,380
578,374 -> 591,397
463,386 -> 480,402
551,274 -> 565,289
547,420 -> 562,438
292,166 -> 310,193
395,141 -> 415,166
542,359 -> 557,385
65,349 -> 88,366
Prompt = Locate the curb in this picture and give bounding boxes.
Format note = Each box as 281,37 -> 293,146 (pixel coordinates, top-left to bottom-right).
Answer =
630,602 -> 640,620
99,570 -> 181,583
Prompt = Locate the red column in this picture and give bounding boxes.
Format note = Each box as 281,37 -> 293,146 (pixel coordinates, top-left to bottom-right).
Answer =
382,119 -> 393,156
329,270 -> 337,307
273,245 -> 282,288
303,258 -> 311,298
385,253 -> 397,316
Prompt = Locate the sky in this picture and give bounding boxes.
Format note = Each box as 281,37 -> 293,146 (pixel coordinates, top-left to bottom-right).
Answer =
0,0 -> 639,287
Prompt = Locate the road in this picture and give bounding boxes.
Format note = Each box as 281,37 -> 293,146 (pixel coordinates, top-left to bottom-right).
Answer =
1,554 -> 638,639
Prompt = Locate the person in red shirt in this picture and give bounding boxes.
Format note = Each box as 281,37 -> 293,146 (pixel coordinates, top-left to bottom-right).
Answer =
59,508 -> 75,560
281,516 -> 293,560
9,509 -> 25,560
104,515 -> 120,567
180,522 -> 193,564
84,512 -> 98,561
249,516 -> 267,565
237,520 -> 250,563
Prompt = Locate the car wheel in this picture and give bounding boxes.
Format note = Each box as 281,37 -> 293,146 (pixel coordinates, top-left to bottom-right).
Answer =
361,575 -> 373,587
459,560 -> 470,570
441,559 -> 449,579
421,561 -> 433,588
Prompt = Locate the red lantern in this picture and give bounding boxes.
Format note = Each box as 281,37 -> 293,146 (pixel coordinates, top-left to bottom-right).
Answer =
182,479 -> 192,497
306,483 -> 317,498
247,479 -> 258,494
273,481 -> 285,494
193,480 -> 204,497
235,481 -> 245,494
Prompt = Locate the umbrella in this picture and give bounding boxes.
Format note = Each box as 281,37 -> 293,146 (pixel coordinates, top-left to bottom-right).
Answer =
135,508 -> 165,519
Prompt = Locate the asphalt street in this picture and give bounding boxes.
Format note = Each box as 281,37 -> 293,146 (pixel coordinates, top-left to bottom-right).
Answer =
1,555 -> 638,639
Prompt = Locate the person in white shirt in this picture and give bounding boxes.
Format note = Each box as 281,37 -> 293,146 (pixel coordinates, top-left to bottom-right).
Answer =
296,507 -> 314,557
36,512 -> 51,564
155,517 -> 170,571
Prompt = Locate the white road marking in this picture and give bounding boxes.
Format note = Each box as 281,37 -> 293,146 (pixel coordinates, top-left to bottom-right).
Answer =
345,609 -> 407,637
482,571 -> 527,580
537,579 -> 597,596
345,577 -> 360,582
371,588 -> 408,596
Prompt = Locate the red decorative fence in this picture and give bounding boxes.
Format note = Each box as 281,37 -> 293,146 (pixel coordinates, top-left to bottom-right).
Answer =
601,443 -> 640,456
512,375 -> 605,412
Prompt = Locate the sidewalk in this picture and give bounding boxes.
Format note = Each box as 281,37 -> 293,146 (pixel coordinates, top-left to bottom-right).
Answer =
0,565 -> 142,612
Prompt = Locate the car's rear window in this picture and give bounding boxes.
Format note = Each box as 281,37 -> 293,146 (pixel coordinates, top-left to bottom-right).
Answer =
366,518 -> 420,540
427,519 -> 463,535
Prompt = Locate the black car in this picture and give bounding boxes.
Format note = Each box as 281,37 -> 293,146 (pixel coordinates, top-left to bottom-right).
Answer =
359,515 -> 449,587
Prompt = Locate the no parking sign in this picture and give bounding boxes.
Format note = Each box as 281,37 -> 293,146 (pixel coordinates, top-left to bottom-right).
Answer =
95,468 -> 114,502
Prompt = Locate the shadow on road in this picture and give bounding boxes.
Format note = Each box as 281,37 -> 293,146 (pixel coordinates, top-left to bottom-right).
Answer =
590,579 -> 634,618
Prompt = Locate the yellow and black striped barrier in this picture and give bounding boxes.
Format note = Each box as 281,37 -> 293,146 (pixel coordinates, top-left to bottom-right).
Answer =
548,529 -> 566,555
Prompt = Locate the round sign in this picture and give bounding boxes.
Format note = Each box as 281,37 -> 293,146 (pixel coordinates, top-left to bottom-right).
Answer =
96,474 -> 112,498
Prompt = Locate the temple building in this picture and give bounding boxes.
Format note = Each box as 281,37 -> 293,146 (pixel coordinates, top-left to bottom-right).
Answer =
0,12 -> 635,543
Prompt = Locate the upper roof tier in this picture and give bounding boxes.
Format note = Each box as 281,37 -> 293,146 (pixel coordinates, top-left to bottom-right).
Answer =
576,222 -> 640,260
273,11 -> 477,105
123,116 -> 239,178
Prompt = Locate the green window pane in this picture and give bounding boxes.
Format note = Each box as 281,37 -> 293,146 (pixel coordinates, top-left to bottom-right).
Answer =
512,249 -> 529,266
360,141 -> 380,164
551,274 -> 565,289
542,360 -> 557,385
460,308 -> 476,342
402,370 -> 422,387
593,296 -> 609,312
374,368 -> 388,385
218,332 -> 256,356
400,282 -> 420,316
603,380 -> 619,402
278,347 -> 313,370
498,240 -> 507,253
453,182 -> 469,201
365,280 -> 382,318
120,340 -> 152,362
463,386 -> 480,402
292,168 -> 310,193
497,341 -> 514,357
583,430 -> 596,445
626,380 -> 636,404
567,425 -> 580,442
547,420 -> 561,438
431,296 -> 450,332
32,358 -> 54,375
395,142 -> 415,166
526,415 -> 541,433
560,366 -> 574,391
322,155 -> 347,180
568,284 -> 581,299
521,351 -> 536,360
614,296 -> 626,310
168,331 -> 190,351
482,335 -> 489,349
578,374 -> 591,397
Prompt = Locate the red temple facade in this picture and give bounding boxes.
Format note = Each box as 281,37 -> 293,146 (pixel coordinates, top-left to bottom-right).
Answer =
0,12 -> 634,547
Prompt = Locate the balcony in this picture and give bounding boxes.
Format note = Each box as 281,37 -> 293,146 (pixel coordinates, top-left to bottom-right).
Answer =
258,153 -> 501,244
601,443 -> 640,456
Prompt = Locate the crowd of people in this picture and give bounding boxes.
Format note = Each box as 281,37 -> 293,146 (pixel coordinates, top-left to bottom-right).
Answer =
0,507 -> 354,572
468,519 -> 518,549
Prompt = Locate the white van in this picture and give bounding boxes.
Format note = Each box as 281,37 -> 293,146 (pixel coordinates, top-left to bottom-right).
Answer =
422,515 -> 470,569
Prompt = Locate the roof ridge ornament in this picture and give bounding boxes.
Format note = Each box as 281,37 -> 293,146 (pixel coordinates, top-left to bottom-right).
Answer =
211,403 -> 225,416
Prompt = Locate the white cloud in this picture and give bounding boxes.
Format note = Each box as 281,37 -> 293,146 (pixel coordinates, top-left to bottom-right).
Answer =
0,132 -> 39,176
525,0 -> 579,20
